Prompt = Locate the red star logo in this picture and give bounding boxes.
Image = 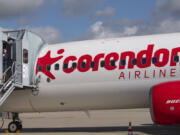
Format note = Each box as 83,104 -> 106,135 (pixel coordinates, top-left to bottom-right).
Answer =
36,49 -> 64,79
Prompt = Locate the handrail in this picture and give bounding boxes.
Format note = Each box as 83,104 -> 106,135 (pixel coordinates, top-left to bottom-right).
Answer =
0,62 -> 20,92
4,66 -> 11,75
4,62 -> 15,75
3,62 -> 16,83
1,62 -> 15,83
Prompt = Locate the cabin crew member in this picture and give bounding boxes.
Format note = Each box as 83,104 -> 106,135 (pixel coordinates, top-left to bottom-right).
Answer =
3,49 -> 9,82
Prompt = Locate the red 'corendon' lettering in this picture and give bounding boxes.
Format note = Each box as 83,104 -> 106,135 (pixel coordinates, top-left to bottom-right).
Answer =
63,56 -> 77,73
77,55 -> 92,72
59,44 -> 180,75
154,49 -> 169,67
119,51 -> 135,69
105,52 -> 119,70
137,45 -> 154,68
92,53 -> 105,71
170,47 -> 180,66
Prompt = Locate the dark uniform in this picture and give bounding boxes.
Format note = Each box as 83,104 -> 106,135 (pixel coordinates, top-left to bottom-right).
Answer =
3,53 -> 9,72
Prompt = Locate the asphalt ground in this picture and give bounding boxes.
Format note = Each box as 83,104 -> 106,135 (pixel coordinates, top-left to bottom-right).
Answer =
0,108 -> 180,135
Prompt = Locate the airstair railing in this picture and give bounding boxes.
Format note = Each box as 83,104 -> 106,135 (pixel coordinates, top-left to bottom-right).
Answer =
0,61 -> 24,106
0,62 -> 15,92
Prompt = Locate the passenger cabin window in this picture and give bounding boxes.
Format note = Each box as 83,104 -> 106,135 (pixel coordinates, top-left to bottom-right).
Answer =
152,57 -> 157,64
46,64 -> 51,71
110,60 -> 115,67
121,59 -> 126,66
132,58 -> 137,65
174,56 -> 179,63
55,64 -> 59,70
63,63 -> 68,70
101,60 -> 105,67
141,58 -> 147,65
81,62 -> 86,69
90,61 -> 95,68
38,65 -> 42,71
72,63 -> 77,69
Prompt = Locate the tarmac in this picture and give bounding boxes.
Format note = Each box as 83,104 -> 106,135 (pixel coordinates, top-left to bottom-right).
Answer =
0,108 -> 180,135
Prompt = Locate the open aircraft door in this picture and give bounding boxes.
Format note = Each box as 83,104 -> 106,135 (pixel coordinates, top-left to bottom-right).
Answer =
2,30 -> 25,86
0,30 -> 46,107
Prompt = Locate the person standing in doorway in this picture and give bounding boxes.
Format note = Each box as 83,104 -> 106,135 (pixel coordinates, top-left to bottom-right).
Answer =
3,48 -> 9,82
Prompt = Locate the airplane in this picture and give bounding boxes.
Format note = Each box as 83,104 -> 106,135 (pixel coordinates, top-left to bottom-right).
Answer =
0,29 -> 179,132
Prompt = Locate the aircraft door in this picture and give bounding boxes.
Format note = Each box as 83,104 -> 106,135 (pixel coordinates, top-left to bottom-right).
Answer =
14,38 -> 22,84
2,31 -> 24,85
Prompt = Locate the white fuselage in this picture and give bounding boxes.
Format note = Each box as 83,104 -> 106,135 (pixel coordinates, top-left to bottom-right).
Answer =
1,33 -> 180,113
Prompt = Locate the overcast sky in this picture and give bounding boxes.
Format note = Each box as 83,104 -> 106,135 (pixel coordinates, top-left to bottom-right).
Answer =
0,0 -> 180,44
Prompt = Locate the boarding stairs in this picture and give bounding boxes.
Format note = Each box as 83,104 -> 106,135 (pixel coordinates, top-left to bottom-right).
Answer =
0,62 -> 23,106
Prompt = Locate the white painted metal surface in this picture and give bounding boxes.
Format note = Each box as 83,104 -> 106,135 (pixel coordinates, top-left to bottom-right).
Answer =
1,33 -> 180,113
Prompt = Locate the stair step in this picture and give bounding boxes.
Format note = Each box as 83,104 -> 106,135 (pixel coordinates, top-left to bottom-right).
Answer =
0,84 -> 15,106
0,76 -> 17,106
4,81 -> 12,90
